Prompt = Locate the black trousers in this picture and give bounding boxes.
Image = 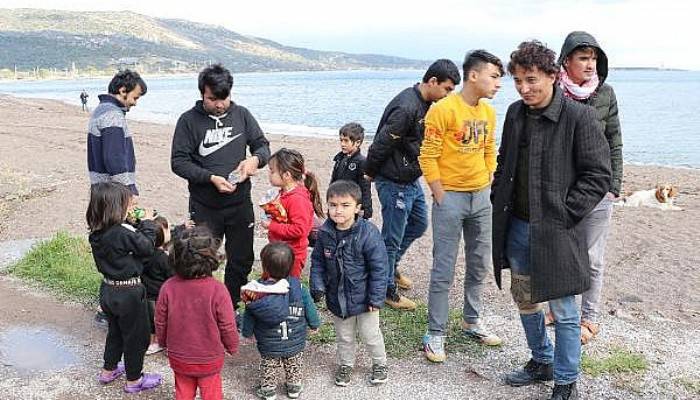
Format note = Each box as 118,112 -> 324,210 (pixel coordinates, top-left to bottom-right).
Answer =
189,198 -> 255,309
100,283 -> 150,381
147,299 -> 156,334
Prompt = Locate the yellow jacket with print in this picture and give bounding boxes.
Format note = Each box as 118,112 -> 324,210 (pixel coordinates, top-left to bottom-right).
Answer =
418,93 -> 497,192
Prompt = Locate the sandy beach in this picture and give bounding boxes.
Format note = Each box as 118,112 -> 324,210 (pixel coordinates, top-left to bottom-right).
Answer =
1,94 -> 699,399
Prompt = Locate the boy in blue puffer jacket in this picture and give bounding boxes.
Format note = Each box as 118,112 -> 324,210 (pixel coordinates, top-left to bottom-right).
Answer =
241,242 -> 320,400
310,180 -> 389,387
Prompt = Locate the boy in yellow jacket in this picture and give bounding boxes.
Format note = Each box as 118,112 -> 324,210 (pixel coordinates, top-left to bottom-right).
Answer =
419,50 -> 503,363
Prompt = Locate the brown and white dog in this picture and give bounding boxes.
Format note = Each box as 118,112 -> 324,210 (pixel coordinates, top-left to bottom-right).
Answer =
617,184 -> 681,210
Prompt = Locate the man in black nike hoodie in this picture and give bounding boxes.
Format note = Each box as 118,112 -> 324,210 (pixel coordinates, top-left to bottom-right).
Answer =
171,64 -> 270,312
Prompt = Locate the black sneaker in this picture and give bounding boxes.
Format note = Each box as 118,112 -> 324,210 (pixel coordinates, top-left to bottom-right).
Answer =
549,382 -> 579,400
504,359 -> 553,387
369,364 -> 388,385
94,311 -> 108,330
334,365 -> 353,387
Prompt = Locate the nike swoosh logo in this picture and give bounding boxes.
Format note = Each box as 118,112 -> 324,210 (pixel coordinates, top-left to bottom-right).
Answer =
198,133 -> 243,157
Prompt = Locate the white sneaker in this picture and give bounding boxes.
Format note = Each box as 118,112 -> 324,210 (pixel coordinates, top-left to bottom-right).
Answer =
423,333 -> 447,363
146,343 -> 164,355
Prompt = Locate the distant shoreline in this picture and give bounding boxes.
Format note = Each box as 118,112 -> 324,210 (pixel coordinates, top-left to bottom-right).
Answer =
0,67 -> 425,84
0,66 -> 694,84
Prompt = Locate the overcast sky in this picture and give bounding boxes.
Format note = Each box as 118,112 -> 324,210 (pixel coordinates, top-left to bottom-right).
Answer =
1,0 -> 697,70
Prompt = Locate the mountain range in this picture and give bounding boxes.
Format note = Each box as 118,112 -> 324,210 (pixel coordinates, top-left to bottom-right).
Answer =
0,8 -> 427,73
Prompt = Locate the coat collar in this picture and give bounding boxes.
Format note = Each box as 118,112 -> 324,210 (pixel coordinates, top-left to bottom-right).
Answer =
333,150 -> 362,163
319,216 -> 363,236
98,94 -> 128,113
412,83 -> 431,106
540,85 -> 565,123
514,85 -> 564,123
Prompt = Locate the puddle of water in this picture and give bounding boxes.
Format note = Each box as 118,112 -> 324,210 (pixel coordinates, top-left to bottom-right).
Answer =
0,326 -> 78,375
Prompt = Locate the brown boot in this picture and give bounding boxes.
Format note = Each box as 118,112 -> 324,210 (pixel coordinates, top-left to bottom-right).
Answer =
580,321 -> 600,345
394,272 -> 413,290
385,291 -> 417,310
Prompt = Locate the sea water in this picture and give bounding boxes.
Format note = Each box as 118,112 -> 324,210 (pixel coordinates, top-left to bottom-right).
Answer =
1,69 -> 698,168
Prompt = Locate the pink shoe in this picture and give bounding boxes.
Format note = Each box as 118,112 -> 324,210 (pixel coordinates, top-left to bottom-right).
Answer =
97,362 -> 125,384
123,373 -> 162,393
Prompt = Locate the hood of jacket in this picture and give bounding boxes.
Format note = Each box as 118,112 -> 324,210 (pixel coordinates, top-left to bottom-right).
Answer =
558,31 -> 609,85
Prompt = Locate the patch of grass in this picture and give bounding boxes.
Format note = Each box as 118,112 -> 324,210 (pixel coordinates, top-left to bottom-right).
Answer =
582,347 -> 648,377
308,301 -> 492,359
8,231 -> 101,302
676,378 -> 700,395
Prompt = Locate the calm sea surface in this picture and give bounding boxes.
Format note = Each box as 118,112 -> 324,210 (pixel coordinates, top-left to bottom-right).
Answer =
1,69 -> 698,168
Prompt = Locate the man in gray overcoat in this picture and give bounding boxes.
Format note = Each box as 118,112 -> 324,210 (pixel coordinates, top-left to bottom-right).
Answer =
491,41 -> 611,400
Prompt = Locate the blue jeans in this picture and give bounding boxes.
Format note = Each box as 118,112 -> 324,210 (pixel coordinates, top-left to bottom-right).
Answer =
427,189 -> 492,334
506,217 -> 581,385
374,177 -> 428,293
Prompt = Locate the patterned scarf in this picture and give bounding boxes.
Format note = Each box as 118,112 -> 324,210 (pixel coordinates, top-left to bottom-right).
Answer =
558,67 -> 599,100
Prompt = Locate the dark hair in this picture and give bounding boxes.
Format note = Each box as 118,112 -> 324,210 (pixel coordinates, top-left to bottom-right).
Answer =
153,216 -> 170,248
507,40 -> 558,76
269,148 -> 324,217
198,64 -> 233,99
326,180 -> 362,205
463,50 -> 504,77
86,182 -> 132,232
339,122 -> 365,143
422,59 -> 461,86
260,242 -> 294,280
108,69 -> 147,96
169,226 -> 221,279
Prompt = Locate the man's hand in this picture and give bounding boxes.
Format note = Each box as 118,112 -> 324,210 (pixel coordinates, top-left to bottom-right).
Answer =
364,174 -> 373,182
210,175 -> 236,193
368,306 -> 379,312
606,192 -> 619,201
234,156 -> 260,182
428,180 -> 445,205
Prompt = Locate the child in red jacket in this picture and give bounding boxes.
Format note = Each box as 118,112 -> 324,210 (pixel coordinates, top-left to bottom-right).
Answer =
155,226 -> 239,400
261,148 -> 324,278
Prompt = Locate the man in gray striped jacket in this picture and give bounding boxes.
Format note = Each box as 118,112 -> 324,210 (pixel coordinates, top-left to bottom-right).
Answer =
87,69 -> 147,196
87,69 -> 147,328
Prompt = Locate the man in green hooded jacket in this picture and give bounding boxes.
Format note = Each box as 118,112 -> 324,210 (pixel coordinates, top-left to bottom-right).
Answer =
549,31 -> 623,345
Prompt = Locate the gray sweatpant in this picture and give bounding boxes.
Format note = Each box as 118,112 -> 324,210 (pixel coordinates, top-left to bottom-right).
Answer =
578,196 -> 613,323
427,188 -> 492,335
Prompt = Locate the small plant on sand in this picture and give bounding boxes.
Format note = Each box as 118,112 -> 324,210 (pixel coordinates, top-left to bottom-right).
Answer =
676,378 -> 700,395
8,231 -> 101,302
582,347 -> 648,377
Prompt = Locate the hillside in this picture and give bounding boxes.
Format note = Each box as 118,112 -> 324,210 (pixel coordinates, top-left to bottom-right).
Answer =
0,8 -> 427,74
